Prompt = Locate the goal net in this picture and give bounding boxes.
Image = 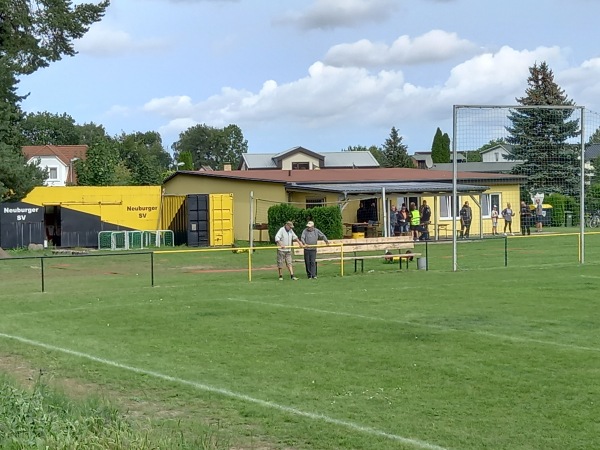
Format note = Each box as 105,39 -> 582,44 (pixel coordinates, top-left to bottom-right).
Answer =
453,105 -> 600,265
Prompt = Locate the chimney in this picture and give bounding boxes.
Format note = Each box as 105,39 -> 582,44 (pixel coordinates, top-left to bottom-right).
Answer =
223,163 -> 232,171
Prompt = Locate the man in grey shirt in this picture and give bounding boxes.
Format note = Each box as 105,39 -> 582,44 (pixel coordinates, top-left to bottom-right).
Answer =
300,221 -> 329,279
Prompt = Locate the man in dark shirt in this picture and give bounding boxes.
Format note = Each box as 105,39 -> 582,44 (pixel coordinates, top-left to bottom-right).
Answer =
419,200 -> 431,240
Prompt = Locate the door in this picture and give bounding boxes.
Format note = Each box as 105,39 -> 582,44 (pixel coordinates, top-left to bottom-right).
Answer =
186,194 -> 209,247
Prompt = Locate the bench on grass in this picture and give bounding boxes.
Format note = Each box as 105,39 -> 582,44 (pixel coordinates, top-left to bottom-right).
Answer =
293,236 -> 421,272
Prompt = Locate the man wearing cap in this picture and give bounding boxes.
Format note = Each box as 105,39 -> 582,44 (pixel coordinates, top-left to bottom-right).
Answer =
300,221 -> 329,279
275,221 -> 303,281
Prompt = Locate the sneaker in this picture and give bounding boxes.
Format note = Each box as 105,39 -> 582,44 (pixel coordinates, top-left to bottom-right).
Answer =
291,276 -> 298,280
511,233 -> 515,236
503,233 -> 507,236
312,276 -> 318,279
278,276 -> 283,281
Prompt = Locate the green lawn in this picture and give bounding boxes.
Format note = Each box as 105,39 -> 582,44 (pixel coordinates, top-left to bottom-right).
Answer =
0,235 -> 599,449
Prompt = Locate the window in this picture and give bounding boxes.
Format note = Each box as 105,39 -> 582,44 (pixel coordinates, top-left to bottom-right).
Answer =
494,152 -> 499,162
481,193 -> 501,217
292,162 -> 310,170
440,195 -> 460,219
306,198 -> 325,208
48,167 -> 58,180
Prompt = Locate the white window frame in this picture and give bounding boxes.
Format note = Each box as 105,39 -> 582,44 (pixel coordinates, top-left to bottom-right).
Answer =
480,193 -> 501,218
48,167 -> 58,180
440,195 -> 461,219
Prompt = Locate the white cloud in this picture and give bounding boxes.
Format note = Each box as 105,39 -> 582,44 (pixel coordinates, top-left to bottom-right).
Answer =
276,0 -> 398,30
324,30 -> 479,67
75,26 -> 169,56
136,44 -> 600,147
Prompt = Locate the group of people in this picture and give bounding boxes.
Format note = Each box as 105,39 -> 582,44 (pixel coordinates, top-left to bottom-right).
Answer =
488,200 -> 545,237
389,200 -> 431,241
274,220 -> 329,281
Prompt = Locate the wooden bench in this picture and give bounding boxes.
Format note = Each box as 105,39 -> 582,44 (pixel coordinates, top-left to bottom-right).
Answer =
293,236 -> 421,272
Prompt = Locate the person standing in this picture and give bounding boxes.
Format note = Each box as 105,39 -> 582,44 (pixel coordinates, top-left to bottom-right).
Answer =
398,204 -> 410,236
389,205 -> 398,236
275,221 -> 304,281
419,200 -> 431,240
459,201 -> 472,239
502,203 -> 515,235
520,201 -> 532,236
491,205 -> 499,236
409,202 -> 420,241
534,198 -> 544,232
300,221 -> 329,279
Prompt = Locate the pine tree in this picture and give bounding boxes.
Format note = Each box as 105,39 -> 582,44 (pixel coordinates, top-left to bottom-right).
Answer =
505,62 -> 580,196
431,128 -> 450,163
381,127 -> 413,168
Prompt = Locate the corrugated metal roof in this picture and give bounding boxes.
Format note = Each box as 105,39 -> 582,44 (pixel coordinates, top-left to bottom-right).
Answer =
240,150 -> 379,169
287,182 -> 488,195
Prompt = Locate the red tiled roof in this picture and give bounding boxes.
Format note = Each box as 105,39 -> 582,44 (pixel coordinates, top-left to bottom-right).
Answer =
170,168 -> 524,184
22,145 -> 88,166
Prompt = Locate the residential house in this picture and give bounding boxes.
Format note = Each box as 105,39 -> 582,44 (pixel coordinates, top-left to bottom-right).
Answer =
22,145 -> 87,186
238,146 -> 380,170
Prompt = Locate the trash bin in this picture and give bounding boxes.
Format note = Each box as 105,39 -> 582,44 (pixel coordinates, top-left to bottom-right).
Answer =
565,211 -> 573,227
417,257 -> 427,270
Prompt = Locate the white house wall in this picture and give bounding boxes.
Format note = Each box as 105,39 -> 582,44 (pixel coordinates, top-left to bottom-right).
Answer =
28,156 -> 68,186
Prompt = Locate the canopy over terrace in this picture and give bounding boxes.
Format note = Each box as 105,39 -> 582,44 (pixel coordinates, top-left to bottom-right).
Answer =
286,181 -> 490,238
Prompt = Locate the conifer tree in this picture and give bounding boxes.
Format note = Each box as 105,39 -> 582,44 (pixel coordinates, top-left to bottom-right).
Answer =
381,126 -> 413,168
505,62 -> 580,196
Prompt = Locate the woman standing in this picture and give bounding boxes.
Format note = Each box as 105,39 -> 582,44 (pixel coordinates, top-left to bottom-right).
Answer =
502,203 -> 515,235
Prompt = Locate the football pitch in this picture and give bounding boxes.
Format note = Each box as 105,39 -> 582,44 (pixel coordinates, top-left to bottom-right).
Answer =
0,235 -> 599,449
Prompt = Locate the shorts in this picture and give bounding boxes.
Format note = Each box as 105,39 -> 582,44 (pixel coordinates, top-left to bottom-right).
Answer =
536,215 -> 543,223
277,250 -> 292,268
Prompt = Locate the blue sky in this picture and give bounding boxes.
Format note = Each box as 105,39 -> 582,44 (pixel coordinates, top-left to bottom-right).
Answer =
18,0 -> 600,155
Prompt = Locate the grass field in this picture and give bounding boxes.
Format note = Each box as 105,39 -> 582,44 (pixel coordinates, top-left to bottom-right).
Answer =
1,233 -> 599,449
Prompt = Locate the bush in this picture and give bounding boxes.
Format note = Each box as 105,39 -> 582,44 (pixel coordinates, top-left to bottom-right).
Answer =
267,204 -> 344,241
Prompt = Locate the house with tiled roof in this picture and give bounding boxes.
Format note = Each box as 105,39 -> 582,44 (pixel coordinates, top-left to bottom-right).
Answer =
238,146 -> 379,170
22,145 -> 87,186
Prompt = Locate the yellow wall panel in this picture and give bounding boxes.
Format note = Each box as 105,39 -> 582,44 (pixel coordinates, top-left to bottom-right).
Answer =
22,186 -> 162,230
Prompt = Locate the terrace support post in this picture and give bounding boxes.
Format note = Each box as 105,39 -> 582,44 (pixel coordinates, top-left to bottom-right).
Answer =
41,256 -> 45,293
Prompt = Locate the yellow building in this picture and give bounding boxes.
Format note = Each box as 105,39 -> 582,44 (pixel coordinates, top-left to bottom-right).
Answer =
163,166 -> 525,241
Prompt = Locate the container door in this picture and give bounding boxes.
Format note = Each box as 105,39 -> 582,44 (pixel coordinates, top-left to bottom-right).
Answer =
186,194 -> 209,247
209,193 -> 234,246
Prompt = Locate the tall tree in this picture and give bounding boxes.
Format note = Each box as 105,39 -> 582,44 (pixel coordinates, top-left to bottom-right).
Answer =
343,144 -> 385,166
431,128 -> 451,163
0,0 -> 108,200
505,62 -> 580,195
116,131 -> 171,185
172,124 -> 248,170
381,126 -> 413,168
0,61 -> 46,201
75,139 -> 120,186
587,127 -> 600,144
20,111 -> 80,145
1,1 -> 109,76
76,122 -> 109,146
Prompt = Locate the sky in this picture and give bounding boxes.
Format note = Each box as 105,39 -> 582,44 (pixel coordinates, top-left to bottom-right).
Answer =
17,0 -> 600,156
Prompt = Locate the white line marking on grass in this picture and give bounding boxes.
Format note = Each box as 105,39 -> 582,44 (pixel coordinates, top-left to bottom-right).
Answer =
226,298 -> 600,353
0,332 -> 449,450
